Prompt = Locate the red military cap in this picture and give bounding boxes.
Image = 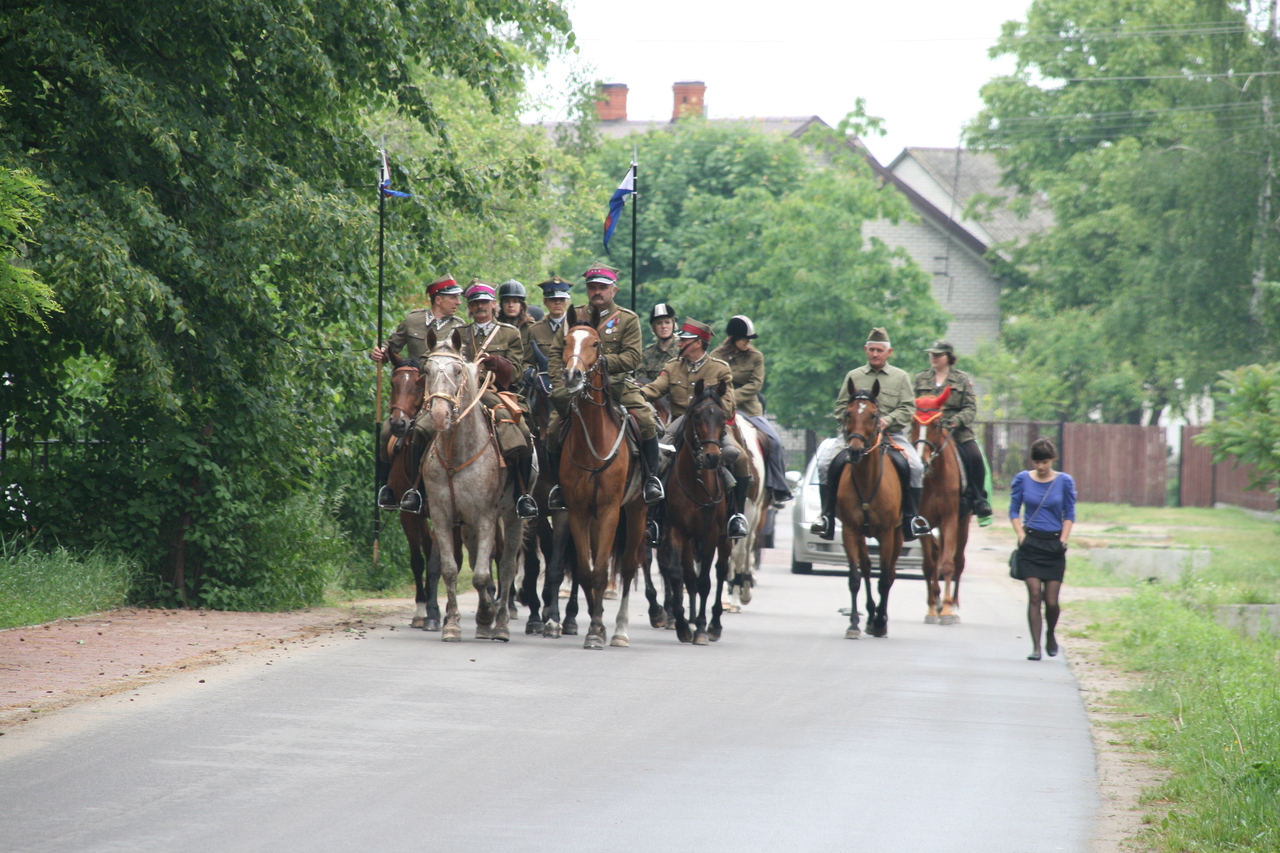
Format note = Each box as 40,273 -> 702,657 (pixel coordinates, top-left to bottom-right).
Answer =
428,274 -> 462,298
676,318 -> 713,343
582,266 -> 618,285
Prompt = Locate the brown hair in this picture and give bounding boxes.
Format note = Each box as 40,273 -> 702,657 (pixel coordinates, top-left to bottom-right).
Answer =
1030,437 -> 1057,462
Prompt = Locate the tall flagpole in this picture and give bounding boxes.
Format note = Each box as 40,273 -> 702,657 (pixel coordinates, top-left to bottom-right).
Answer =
630,149 -> 638,312
373,152 -> 386,569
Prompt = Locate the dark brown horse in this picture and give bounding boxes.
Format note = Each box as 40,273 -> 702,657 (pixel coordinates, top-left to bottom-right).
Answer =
912,386 -> 968,625
836,379 -> 903,639
559,306 -> 647,650
383,357 -> 441,631
663,379 -> 734,645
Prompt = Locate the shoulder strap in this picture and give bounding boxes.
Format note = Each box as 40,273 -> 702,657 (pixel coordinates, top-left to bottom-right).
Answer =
1025,474 -> 1060,526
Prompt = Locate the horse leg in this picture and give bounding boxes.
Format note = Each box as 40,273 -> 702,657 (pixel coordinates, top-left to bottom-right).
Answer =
660,536 -> 678,629
611,506 -> 645,647
669,533 -> 693,644
472,521 -> 498,640
869,526 -> 899,638
938,515 -> 960,625
584,508 -> 619,650
921,528 -> 942,624
692,538 -> 713,646
708,537 -> 732,642
641,545 -> 665,629
521,517 -> 545,635
541,516 -> 569,638
403,514 -> 428,629
492,516 -> 520,642
951,514 -> 970,615
842,530 -> 866,639
436,519 -> 463,642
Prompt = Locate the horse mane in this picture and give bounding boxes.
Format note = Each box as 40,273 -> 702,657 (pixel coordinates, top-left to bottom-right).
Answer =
401,356 -> 422,370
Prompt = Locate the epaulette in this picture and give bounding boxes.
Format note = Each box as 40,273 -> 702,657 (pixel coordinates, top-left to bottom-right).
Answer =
711,357 -> 732,368
408,307 -> 427,314
494,320 -> 518,330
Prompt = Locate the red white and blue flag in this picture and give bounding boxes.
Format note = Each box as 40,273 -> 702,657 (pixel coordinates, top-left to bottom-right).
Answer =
380,149 -> 411,198
603,164 -> 635,252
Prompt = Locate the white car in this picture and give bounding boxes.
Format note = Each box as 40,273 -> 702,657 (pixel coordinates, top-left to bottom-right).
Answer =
788,438 -> 920,574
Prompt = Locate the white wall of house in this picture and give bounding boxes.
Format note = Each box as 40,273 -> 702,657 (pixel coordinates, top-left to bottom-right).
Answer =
862,214 -> 1001,355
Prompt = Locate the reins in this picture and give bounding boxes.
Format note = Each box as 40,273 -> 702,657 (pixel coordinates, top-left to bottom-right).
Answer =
843,400 -> 887,537
565,338 -> 627,474
424,349 -> 501,524
674,395 -> 725,509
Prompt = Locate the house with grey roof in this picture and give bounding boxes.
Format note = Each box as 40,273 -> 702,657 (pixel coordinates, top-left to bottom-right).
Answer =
546,82 -> 1053,353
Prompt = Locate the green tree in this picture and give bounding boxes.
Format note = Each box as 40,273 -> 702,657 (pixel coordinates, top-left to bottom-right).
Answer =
0,0 -> 572,604
1196,362 -> 1280,494
0,85 -> 59,329
967,0 -> 1276,419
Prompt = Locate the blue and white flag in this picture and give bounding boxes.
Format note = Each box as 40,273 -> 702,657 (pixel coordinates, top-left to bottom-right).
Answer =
603,164 -> 635,252
380,149 -> 411,198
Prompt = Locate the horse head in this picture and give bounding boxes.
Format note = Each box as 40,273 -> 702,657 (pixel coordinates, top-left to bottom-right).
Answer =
423,330 -> 472,433
912,384 -> 953,464
387,357 -> 426,438
687,378 -> 728,470
842,377 -> 881,464
561,305 -> 603,396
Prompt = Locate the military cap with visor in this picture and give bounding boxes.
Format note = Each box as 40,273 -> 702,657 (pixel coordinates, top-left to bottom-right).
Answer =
428,274 -> 463,298
465,281 -> 497,302
537,276 -> 572,298
582,265 -> 619,285
925,339 -> 955,355
676,318 -> 714,343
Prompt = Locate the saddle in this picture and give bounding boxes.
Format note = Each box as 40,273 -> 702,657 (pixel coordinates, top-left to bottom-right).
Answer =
885,438 -> 912,499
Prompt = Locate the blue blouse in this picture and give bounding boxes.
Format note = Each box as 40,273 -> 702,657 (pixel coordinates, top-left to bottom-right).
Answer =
1008,471 -> 1077,532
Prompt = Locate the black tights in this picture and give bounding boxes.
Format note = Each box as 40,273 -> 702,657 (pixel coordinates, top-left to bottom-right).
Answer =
1024,578 -> 1062,653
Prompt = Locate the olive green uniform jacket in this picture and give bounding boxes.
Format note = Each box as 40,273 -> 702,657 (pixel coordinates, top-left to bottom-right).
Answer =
913,367 -> 978,445
384,309 -> 467,361
834,363 -> 915,434
641,355 -> 736,421
547,303 -> 655,439
638,338 -> 679,383
527,314 -> 566,373
715,345 -> 765,417
460,321 -> 527,388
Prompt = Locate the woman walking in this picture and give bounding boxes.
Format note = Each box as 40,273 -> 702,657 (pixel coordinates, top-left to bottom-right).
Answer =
1009,438 -> 1076,660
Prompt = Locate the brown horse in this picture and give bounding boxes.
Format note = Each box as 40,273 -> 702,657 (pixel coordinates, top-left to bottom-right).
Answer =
912,386 -> 969,625
559,306 -> 647,650
836,379 -> 903,639
421,329 -> 520,643
663,379 -> 735,645
383,357 -> 441,631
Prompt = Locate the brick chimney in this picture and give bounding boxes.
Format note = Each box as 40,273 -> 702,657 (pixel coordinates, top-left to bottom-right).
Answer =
672,81 -> 706,120
595,83 -> 628,121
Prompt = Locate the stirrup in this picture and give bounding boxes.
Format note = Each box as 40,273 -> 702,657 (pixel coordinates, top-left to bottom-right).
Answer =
646,519 -> 661,547
547,484 -> 566,511
399,489 -> 424,514
811,515 -> 834,541
377,485 -> 399,511
643,475 -> 665,505
516,494 -> 538,520
728,513 -> 749,540
910,515 -> 932,537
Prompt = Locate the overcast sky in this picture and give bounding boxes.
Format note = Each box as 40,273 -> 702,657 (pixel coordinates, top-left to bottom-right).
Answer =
526,0 -> 1035,164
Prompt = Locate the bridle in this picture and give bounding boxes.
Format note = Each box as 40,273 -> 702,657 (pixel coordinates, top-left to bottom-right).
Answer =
423,350 -> 491,428
564,331 -> 627,473
388,364 -> 426,426
423,348 -> 499,524
675,393 -> 726,508
912,404 -> 955,473
843,393 -> 883,464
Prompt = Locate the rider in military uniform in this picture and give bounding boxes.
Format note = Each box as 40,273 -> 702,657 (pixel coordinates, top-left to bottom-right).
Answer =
638,302 -> 679,382
913,339 -> 992,524
710,315 -> 792,506
642,318 -> 751,540
810,327 -> 931,543
370,274 -> 467,509
498,279 -> 535,365
525,276 -> 570,397
544,266 -> 665,510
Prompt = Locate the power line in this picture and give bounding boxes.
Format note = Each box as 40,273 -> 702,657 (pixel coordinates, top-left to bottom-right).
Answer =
993,100 -> 1262,126
1062,69 -> 1280,82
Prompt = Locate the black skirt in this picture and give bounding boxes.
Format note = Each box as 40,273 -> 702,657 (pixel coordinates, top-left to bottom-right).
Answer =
1018,528 -> 1066,582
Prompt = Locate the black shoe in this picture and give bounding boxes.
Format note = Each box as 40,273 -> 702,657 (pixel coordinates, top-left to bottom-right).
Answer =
728,513 -> 749,540
516,493 -> 538,519
811,515 -> 835,541
377,485 -> 399,511
646,519 -> 661,547
643,475 -> 665,505
771,488 -> 792,508
1046,635 -> 1059,657
547,484 -> 566,511
974,496 -> 992,518
399,489 -> 423,514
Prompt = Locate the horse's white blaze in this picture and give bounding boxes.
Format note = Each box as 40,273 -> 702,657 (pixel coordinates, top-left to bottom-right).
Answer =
857,401 -> 869,415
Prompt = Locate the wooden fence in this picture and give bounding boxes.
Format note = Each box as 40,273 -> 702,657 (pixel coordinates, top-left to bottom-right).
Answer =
1180,425 -> 1276,511
1061,422 -> 1168,507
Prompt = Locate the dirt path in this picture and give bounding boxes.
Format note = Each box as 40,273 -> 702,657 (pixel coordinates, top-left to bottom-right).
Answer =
0,601 -> 418,730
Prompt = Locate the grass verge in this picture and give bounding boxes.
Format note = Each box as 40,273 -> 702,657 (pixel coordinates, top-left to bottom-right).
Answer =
0,537 -> 139,630
1076,585 -> 1280,851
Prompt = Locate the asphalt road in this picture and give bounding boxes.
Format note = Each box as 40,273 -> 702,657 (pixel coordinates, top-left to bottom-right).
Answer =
0,527 -> 1098,853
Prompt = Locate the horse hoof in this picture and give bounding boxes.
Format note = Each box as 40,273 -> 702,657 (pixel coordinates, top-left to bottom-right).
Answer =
493,629 -> 510,643
526,621 -> 543,635
693,632 -> 709,646
870,627 -> 888,638
665,620 -> 676,630
442,628 -> 462,642
649,613 -> 666,629
845,628 -> 861,639
604,589 -> 618,601
676,626 -> 693,644
476,625 -> 494,640
739,585 -> 752,605
563,622 -> 578,636
707,627 -> 722,642
584,635 -> 605,650
940,614 -> 959,625
411,616 -> 425,629
542,621 -> 562,638
723,602 -> 741,614
423,617 -> 441,632
610,635 -> 630,648
924,614 -> 939,624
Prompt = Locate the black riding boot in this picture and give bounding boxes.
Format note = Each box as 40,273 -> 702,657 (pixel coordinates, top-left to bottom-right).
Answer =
642,435 -> 665,504
546,446 -> 565,510
902,486 -> 930,541
809,453 -> 845,541
963,442 -> 993,524
376,460 -> 397,510
398,443 -> 428,514
515,455 -> 538,519
727,476 -> 750,540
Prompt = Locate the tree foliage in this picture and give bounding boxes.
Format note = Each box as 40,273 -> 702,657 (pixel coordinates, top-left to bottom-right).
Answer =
1195,362 -> 1280,494
558,116 -> 946,432
967,0 -> 1278,420
0,0 -> 573,604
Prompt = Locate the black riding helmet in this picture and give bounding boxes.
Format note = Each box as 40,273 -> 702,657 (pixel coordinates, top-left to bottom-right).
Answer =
725,315 -> 757,339
649,303 -> 677,323
498,279 -> 527,301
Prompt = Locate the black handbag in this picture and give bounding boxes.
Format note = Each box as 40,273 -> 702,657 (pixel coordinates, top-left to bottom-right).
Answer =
1009,475 -> 1059,580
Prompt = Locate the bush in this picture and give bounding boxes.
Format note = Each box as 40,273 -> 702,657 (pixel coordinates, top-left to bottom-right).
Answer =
0,535 -> 139,629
